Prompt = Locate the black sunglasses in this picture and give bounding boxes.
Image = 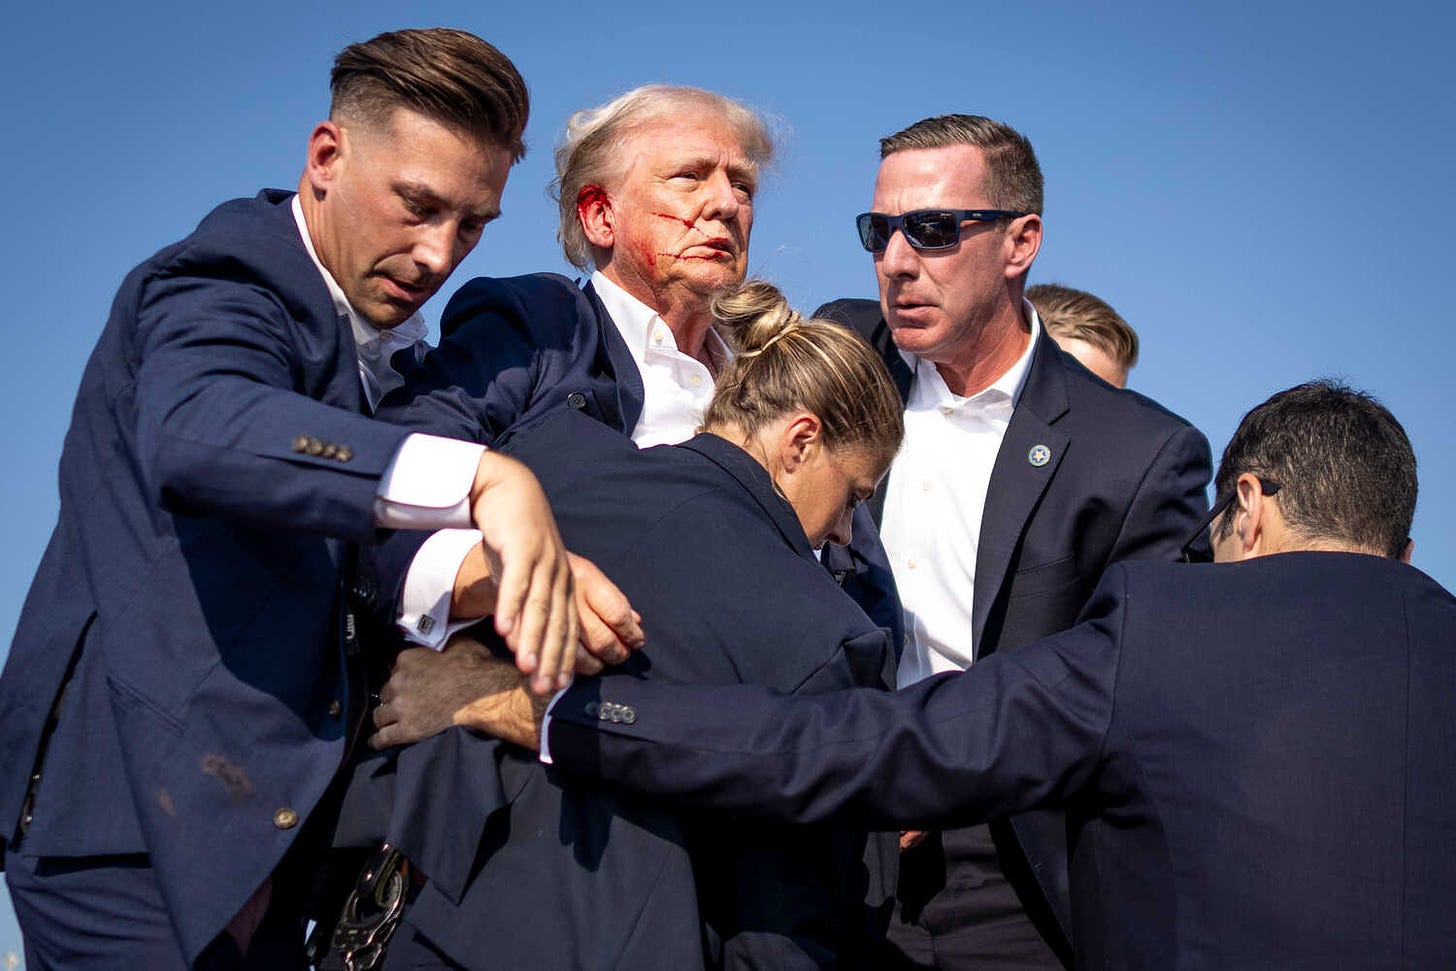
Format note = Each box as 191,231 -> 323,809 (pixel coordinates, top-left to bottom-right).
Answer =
1179,477 -> 1281,563
855,208 -> 1028,253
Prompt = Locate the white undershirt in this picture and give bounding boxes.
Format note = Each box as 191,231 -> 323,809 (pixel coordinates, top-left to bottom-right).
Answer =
884,304 -> 1041,687
396,269 -> 733,648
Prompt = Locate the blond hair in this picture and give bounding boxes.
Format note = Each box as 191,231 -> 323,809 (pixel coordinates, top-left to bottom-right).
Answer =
1027,283 -> 1139,371
704,281 -> 904,465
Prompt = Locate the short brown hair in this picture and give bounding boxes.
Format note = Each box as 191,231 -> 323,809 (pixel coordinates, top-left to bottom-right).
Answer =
703,281 -> 904,467
1028,283 -> 1139,371
879,114 -> 1043,215
1213,380 -> 1417,558
330,28 -> 529,161
551,85 -> 775,270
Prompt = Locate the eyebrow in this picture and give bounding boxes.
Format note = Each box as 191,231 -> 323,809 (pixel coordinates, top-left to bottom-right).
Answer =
394,180 -> 500,223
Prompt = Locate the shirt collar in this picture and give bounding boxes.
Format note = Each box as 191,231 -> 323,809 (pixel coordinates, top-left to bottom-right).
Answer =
291,194 -> 427,352
591,270 -> 730,364
904,300 -> 1042,410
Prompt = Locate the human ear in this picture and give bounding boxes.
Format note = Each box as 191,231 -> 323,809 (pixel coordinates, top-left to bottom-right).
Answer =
304,121 -> 345,197
1232,473 -> 1273,556
777,413 -> 824,473
1003,213 -> 1043,280
577,184 -> 615,250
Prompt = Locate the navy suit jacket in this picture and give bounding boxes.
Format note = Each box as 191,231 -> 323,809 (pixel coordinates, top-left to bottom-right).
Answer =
548,553 -> 1456,969
0,190 -> 418,961
816,298 -> 1211,957
392,410 -> 896,969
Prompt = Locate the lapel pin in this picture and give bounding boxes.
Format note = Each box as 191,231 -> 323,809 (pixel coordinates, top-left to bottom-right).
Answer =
1028,444 -> 1052,467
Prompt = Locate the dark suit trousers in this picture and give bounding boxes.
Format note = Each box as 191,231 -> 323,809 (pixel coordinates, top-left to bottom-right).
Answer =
880,824 -> 1061,970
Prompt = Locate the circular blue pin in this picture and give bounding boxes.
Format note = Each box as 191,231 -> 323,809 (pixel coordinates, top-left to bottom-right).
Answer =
1028,444 -> 1051,467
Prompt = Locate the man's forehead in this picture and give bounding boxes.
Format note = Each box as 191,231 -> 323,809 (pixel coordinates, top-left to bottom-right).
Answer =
873,144 -> 989,203
621,115 -> 755,161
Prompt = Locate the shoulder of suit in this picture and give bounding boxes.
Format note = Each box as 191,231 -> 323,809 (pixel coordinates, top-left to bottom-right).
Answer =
181,190 -> 305,256
439,272 -> 592,340
813,297 -> 885,340
1044,337 -> 1200,435
138,190 -> 328,319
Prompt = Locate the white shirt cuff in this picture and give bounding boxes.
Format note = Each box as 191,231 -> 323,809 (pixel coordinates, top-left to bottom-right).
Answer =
397,528 -> 485,648
538,687 -> 569,764
373,433 -> 484,529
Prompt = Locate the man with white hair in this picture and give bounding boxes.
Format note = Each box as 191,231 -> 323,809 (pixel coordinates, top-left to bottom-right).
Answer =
344,85 -> 899,969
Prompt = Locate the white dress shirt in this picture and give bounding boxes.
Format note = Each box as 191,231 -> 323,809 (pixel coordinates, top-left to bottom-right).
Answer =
884,306 -> 1041,687
590,271 -> 728,447
396,269 -> 732,647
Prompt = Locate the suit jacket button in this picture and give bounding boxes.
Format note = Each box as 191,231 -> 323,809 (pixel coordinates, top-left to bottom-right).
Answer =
321,443 -> 338,459
327,700 -> 342,718
292,435 -> 310,453
607,705 -> 623,723
583,702 -> 599,719
273,807 -> 299,830
621,707 -> 637,725
566,392 -> 587,410
336,446 -> 354,463
306,438 -> 324,456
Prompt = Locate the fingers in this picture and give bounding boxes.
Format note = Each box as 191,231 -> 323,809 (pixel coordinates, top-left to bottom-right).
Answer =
569,553 -> 645,666
468,452 -> 578,692
573,644 -> 605,676
512,546 -> 576,695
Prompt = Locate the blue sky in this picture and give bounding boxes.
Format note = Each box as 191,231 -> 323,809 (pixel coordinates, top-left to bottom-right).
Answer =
2,0 -> 1453,958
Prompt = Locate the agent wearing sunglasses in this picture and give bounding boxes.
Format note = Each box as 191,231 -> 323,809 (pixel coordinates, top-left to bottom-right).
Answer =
816,115 -> 1213,970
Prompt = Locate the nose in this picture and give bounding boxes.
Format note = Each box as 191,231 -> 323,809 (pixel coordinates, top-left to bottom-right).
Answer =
826,507 -> 855,548
700,171 -> 741,223
877,223 -> 920,278
413,222 -> 457,279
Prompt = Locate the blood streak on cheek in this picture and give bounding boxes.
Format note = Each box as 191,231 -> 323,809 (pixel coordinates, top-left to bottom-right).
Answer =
652,211 -> 700,232
636,241 -> 657,269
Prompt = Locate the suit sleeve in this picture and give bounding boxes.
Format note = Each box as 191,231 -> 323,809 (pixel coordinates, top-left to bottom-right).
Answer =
134,264 -> 409,542
375,274 -> 598,444
363,276 -> 602,626
548,568 -> 1129,830
1109,422 -> 1212,562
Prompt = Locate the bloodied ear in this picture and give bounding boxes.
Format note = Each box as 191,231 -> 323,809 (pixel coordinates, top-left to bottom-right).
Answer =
577,185 -> 614,249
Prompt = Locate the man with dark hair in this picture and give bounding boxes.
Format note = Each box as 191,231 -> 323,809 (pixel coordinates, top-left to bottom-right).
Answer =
436,379 -> 1455,969
1208,381 -> 1415,559
816,114 -> 1211,967
1027,283 -> 1139,388
0,28 -> 632,969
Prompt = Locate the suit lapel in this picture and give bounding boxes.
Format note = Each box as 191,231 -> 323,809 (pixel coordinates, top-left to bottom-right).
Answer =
972,333 -> 1070,657
583,282 -> 645,433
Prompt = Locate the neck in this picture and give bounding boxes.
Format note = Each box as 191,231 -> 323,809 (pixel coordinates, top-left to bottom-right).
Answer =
932,302 -> 1031,397
601,267 -> 720,372
295,177 -> 329,272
